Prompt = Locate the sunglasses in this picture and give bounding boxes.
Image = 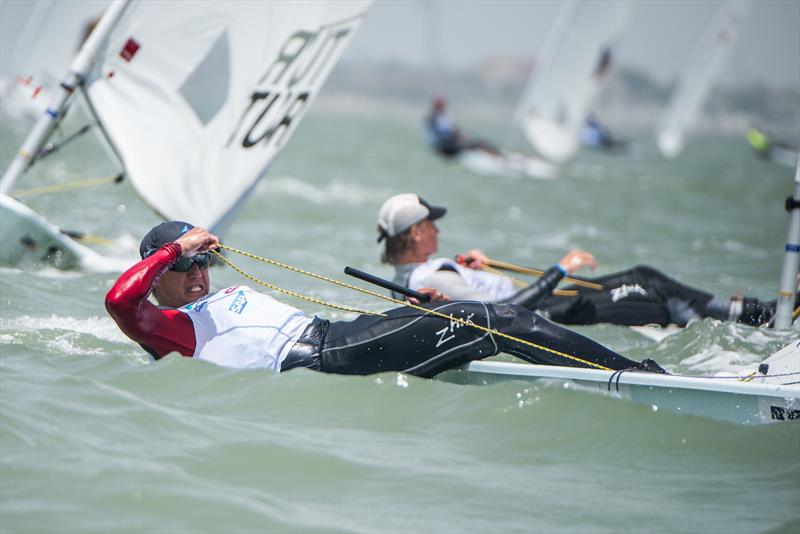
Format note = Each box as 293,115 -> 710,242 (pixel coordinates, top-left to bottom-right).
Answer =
171,252 -> 211,272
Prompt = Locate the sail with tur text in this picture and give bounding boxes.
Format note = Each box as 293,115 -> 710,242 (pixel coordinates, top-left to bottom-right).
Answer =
84,0 -> 371,232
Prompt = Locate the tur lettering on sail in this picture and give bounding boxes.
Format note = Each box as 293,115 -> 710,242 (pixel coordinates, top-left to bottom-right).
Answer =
228,22 -> 356,151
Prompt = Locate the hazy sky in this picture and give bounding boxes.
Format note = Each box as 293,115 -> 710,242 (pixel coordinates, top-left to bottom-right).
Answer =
343,0 -> 800,90
1,0 -> 797,91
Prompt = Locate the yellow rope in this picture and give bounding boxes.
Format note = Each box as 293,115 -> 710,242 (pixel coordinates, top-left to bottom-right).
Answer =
211,249 -> 383,317
482,265 -> 527,288
12,174 -> 121,198
68,233 -> 116,246
554,289 -> 579,297
215,244 -> 613,371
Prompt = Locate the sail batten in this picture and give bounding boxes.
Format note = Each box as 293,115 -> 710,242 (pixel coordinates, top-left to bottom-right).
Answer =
84,1 -> 371,231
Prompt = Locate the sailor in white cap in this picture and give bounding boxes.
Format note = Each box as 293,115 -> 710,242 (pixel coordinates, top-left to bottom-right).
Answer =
378,193 -> 781,327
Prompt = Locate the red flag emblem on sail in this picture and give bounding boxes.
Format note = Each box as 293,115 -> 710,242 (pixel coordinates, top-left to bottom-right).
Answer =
120,38 -> 140,62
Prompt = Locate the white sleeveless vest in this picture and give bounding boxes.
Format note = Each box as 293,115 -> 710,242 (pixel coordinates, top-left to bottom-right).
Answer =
407,258 -> 516,300
180,286 -> 312,371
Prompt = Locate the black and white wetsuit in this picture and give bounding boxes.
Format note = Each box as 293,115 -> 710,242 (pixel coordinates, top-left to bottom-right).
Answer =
534,266 -> 733,326
106,244 -> 658,377
393,261 -> 736,327
282,301 -> 655,378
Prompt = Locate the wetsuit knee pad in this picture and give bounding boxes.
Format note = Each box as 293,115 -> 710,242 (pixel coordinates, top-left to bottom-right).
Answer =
488,304 -> 566,358
488,303 -> 642,370
487,303 -> 539,332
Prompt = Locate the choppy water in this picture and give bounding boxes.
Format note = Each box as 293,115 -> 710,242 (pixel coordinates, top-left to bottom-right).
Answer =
1,100 -> 799,533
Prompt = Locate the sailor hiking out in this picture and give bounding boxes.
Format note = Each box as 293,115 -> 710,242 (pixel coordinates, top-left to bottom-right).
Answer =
423,97 -> 501,158
377,193 -> 783,328
105,221 -> 666,377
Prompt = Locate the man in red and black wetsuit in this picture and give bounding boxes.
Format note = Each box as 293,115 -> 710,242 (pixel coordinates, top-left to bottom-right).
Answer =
106,222 -> 218,360
106,221 -> 666,376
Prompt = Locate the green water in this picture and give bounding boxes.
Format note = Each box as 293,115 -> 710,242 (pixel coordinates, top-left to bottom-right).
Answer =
1,102 -> 799,533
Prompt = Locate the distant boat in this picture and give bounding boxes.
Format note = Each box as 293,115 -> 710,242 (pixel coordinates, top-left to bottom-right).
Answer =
0,0 -> 107,122
456,149 -> 560,180
513,0 -> 630,165
424,99 -> 559,180
656,1 -> 750,159
0,0 -> 371,269
747,126 -> 800,169
580,114 -> 628,152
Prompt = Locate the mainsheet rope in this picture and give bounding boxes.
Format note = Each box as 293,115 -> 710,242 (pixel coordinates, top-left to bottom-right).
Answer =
213,244 -> 614,371
11,173 -> 123,198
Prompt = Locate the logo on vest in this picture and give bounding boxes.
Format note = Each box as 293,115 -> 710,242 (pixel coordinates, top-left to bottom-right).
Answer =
229,291 -> 248,314
610,283 -> 648,302
182,293 -> 212,312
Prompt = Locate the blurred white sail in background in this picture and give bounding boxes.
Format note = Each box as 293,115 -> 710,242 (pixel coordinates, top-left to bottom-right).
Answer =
85,0 -> 372,233
0,0 -> 107,121
514,0 -> 630,165
656,1 -> 750,159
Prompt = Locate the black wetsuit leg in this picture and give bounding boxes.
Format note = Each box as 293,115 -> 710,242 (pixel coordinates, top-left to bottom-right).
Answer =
436,137 -> 462,158
488,303 -> 644,371
320,301 -> 645,378
535,265 -> 726,327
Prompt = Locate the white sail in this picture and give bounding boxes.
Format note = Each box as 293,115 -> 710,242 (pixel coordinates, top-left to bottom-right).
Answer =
514,0 -> 629,165
84,0 -> 371,232
656,1 -> 750,159
0,0 -> 107,120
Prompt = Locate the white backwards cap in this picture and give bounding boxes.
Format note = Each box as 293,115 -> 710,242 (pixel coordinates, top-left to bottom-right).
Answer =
377,193 -> 447,242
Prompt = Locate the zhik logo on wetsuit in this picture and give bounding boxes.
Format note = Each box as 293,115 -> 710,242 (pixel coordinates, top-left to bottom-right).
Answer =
435,312 -> 476,348
228,291 -> 248,314
610,284 -> 648,302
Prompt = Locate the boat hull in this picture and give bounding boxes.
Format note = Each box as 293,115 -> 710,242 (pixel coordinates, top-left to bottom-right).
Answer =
457,149 -> 560,180
437,360 -> 800,425
0,193 -> 89,269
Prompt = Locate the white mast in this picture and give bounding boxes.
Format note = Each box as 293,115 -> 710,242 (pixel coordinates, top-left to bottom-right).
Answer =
0,0 -> 129,195
773,157 -> 800,330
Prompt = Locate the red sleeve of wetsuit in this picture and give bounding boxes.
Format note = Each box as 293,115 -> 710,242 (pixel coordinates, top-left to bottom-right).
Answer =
105,243 -> 196,358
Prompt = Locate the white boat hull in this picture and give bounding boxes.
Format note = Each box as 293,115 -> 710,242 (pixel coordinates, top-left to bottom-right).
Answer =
437,359 -> 800,425
0,193 -> 94,269
771,145 -> 800,169
457,149 -> 560,180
